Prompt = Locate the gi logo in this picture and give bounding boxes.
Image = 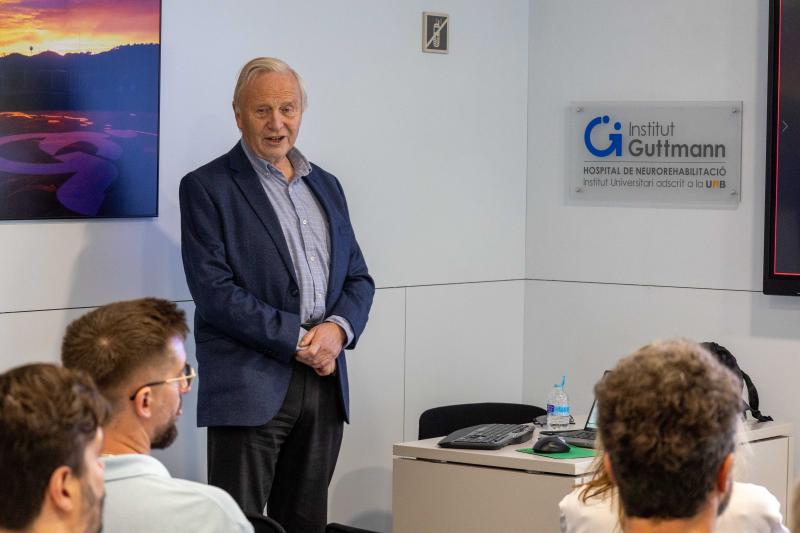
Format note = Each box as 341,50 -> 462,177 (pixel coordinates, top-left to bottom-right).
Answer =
584,115 -> 622,157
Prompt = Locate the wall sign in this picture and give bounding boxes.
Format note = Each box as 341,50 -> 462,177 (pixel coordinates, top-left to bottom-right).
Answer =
569,101 -> 742,207
422,12 -> 449,54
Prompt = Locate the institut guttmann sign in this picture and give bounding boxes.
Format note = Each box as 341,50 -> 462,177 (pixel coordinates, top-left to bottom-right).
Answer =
569,101 -> 742,206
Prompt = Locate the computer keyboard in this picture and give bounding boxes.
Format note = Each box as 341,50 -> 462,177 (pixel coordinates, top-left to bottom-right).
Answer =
437,423 -> 535,450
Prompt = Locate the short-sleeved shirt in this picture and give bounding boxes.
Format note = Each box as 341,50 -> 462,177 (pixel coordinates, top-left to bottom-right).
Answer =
558,482 -> 787,533
103,454 -> 253,533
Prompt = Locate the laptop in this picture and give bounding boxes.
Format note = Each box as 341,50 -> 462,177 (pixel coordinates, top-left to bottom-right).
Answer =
554,398 -> 598,448
539,374 -> 605,448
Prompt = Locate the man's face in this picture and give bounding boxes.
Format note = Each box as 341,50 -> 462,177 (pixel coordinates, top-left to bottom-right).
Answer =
235,70 -> 303,167
79,428 -> 105,533
151,336 -> 188,450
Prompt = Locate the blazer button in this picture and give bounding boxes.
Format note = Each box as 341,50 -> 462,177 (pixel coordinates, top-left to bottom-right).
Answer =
290,288 -> 299,297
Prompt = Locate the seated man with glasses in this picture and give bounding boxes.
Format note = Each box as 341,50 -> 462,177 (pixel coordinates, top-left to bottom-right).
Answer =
61,298 -> 253,533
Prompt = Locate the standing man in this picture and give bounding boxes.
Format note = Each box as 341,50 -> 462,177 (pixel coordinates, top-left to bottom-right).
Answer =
0,363 -> 109,533
180,57 -> 374,532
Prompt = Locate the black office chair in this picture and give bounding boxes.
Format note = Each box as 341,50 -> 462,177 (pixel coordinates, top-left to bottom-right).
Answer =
247,513 -> 287,533
326,523 -> 378,533
418,402 -> 546,439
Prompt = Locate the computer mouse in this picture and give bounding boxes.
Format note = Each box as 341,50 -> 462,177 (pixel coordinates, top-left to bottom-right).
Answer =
532,436 -> 570,454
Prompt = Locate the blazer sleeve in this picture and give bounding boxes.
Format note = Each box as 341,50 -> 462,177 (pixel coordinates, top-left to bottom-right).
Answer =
179,173 -> 300,362
326,177 -> 375,349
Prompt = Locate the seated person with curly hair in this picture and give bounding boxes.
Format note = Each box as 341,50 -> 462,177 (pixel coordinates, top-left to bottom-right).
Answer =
559,339 -> 787,533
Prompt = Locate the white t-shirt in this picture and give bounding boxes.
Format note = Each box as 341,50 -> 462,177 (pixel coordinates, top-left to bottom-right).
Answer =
103,454 -> 254,533
559,482 -> 788,533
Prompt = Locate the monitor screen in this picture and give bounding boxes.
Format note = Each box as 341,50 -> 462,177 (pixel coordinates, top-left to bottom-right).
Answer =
585,399 -> 598,430
765,0 -> 800,295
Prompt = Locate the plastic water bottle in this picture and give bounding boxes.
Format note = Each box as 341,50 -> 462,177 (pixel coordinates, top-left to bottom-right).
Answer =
547,376 -> 570,429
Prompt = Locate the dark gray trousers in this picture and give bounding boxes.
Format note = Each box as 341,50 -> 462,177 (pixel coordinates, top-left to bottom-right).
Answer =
207,363 -> 344,533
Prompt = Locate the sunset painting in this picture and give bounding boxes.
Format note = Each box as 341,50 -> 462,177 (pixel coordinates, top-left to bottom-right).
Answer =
0,0 -> 160,219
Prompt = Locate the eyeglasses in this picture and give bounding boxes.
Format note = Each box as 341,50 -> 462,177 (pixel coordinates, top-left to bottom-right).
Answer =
129,363 -> 197,401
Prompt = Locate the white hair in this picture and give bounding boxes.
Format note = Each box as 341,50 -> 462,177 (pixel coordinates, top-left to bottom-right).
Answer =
232,57 -> 308,111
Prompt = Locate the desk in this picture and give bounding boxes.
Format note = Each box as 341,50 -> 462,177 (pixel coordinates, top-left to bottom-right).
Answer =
392,420 -> 793,533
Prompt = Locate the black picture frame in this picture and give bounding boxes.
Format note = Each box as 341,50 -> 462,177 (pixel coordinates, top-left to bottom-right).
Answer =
764,0 -> 800,295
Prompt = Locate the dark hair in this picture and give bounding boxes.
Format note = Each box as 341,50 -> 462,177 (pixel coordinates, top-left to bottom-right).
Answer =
596,338 -> 741,519
0,363 -> 110,529
61,298 -> 189,404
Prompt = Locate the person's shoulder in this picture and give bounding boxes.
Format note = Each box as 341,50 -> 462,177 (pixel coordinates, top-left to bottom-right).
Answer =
558,487 -> 581,512
558,487 -> 618,533
309,161 -> 335,179
307,162 -> 348,202
106,473 -> 252,532
718,482 -> 787,533
308,162 -> 344,185
729,482 -> 782,511
158,477 -> 252,529
103,456 -> 252,532
181,144 -> 241,187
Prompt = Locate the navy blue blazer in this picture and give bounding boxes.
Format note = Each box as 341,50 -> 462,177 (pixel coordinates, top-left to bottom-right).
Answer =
179,143 -> 374,427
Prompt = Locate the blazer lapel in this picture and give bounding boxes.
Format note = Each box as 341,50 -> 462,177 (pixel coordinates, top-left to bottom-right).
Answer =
228,143 -> 297,282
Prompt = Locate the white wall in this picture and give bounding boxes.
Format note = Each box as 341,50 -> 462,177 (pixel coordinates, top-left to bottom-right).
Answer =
1,1 -> 529,531
524,0 -> 800,488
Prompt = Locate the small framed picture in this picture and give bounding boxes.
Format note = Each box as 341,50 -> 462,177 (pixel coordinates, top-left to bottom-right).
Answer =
422,12 -> 449,54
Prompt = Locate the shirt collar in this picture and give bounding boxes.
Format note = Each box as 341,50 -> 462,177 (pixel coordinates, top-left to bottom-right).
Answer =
240,139 -> 312,182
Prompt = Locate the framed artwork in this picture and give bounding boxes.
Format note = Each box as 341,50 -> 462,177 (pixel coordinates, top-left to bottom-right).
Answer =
0,0 -> 161,220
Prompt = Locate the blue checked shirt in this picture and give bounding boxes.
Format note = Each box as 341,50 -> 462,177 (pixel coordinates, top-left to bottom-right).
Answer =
241,140 -> 354,347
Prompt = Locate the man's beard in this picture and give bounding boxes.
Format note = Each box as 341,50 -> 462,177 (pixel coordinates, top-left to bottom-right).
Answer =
80,477 -> 104,533
151,397 -> 181,449
151,420 -> 178,449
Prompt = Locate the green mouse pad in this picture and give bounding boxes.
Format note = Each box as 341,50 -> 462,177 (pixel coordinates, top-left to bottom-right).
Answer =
516,446 -> 597,460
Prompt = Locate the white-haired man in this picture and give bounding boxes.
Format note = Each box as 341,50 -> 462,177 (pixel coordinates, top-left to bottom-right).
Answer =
180,57 -> 375,532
